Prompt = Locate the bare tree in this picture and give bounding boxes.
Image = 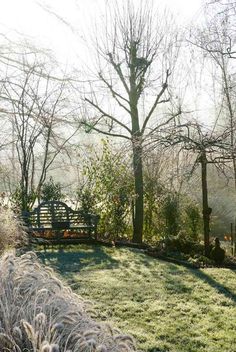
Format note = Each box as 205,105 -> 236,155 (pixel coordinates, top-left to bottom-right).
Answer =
0,59 -> 77,211
160,121 -> 231,255
82,1 -> 181,243
190,2 -> 236,188
208,0 -> 236,26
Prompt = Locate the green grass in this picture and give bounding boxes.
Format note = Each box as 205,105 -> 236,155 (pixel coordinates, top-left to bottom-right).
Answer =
38,245 -> 236,352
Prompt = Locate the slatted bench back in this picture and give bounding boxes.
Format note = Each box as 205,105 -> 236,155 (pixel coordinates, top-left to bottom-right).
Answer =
30,201 -> 70,229
23,201 -> 99,241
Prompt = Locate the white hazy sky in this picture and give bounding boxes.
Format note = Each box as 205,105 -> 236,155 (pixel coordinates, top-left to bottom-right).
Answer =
0,0 -> 204,66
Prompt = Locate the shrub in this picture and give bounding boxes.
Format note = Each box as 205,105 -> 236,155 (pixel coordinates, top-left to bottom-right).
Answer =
143,175 -> 165,243
162,194 -> 180,238
76,186 -> 96,213
165,236 -> 204,255
0,206 -> 27,253
183,203 -> 201,241
188,254 -> 215,267
41,177 -> 64,202
0,251 -> 136,351
79,140 -> 133,240
10,185 -> 37,212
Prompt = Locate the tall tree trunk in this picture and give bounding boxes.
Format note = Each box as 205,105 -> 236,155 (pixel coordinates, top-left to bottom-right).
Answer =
129,40 -> 144,243
132,139 -> 144,243
21,160 -> 29,211
200,150 -> 211,256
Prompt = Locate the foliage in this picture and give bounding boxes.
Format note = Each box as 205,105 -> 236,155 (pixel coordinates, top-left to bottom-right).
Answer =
10,177 -> 65,211
78,142 -> 203,245
79,140 -> 133,240
10,185 -> 37,212
183,203 -> 201,241
164,236 -> 204,256
41,177 -> 64,202
0,251 -> 136,352
76,186 -> 96,214
162,193 -> 180,238
0,206 -> 27,252
187,253 -> 215,267
143,174 -> 165,243
142,153 -> 202,245
77,140 -> 204,246
144,192 -> 202,247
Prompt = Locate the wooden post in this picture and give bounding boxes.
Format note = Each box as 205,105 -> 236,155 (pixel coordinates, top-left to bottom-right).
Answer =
233,219 -> 236,256
231,222 -> 234,256
200,150 -> 210,257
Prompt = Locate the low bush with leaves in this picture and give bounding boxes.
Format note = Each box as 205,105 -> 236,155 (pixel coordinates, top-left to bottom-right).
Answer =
162,193 -> 180,238
76,186 -> 96,214
182,203 -> 201,242
0,251 -> 137,352
164,236 -> 204,256
0,206 -> 27,253
78,140 -> 133,240
10,185 -> 37,212
41,177 -> 64,202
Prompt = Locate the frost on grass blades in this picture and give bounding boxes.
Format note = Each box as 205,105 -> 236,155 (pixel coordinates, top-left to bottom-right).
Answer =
0,251 -> 137,352
0,206 -> 28,253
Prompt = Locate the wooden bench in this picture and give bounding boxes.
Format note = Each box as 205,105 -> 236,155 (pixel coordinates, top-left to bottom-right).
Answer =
22,200 -> 99,245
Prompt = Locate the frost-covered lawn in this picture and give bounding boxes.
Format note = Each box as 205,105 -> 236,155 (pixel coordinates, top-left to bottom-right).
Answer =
39,245 -> 236,352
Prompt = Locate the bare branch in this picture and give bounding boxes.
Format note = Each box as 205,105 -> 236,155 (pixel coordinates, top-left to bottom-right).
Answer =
98,72 -> 131,113
107,52 -> 130,95
81,121 -> 131,140
85,97 -> 132,134
141,69 -> 171,134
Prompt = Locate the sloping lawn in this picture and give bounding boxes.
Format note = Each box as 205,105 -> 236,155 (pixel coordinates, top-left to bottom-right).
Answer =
38,245 -> 236,352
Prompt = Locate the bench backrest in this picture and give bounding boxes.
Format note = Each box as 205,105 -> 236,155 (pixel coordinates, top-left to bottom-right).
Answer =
24,200 -> 95,229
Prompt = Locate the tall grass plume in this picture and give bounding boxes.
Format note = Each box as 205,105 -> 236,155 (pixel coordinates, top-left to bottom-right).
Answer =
0,206 -> 27,252
0,251 -> 137,351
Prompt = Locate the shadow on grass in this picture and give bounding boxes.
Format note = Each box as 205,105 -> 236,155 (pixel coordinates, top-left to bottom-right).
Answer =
159,261 -> 236,303
145,254 -> 236,303
189,268 -> 236,303
139,254 -> 236,303
37,244 -> 119,273
37,244 -> 236,303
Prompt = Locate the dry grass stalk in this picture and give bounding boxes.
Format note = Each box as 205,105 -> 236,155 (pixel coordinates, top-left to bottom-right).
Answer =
0,251 -> 137,351
0,206 -> 27,253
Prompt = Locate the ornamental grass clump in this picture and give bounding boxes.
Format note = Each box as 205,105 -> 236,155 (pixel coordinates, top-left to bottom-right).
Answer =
0,206 -> 27,252
0,251 -> 137,351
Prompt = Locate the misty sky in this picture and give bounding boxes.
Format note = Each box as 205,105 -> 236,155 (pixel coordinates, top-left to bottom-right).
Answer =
0,0 -> 203,65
